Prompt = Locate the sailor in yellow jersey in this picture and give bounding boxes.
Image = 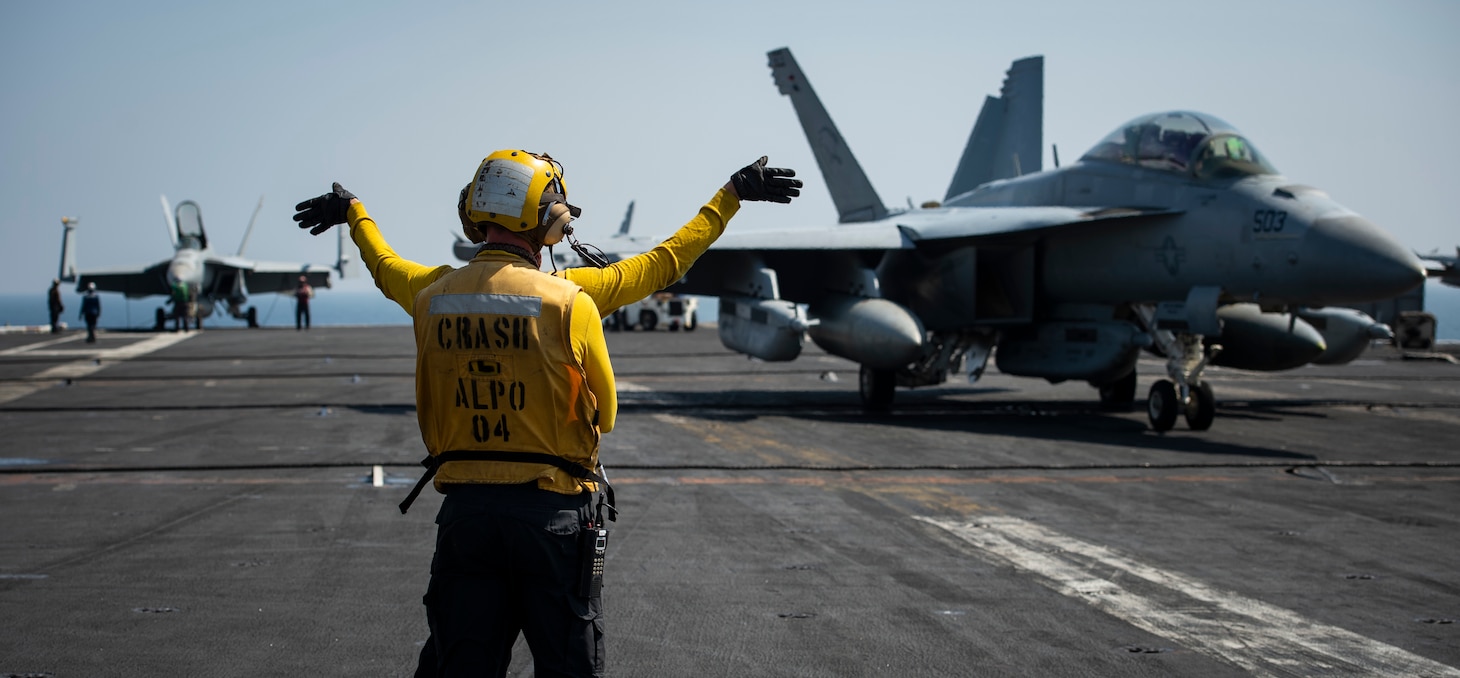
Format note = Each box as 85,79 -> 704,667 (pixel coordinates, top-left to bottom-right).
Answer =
293,151 -> 800,677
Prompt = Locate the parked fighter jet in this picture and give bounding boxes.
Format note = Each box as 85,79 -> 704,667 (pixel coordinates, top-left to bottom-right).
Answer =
59,196 -> 347,329
452,200 -> 647,268
665,48 -> 1425,432
1420,248 -> 1460,288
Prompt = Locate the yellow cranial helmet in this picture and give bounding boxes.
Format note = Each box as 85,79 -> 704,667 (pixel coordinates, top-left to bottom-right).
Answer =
465,149 -> 570,233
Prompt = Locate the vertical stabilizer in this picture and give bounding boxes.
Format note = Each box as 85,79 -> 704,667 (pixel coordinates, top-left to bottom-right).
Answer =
767,48 -> 887,223
160,194 -> 178,248
617,200 -> 635,237
236,195 -> 265,256
58,217 -> 78,282
337,224 -> 354,278
944,56 -> 1044,201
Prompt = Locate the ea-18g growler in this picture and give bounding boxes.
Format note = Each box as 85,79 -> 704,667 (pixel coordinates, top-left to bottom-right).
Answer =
666,48 -> 1425,432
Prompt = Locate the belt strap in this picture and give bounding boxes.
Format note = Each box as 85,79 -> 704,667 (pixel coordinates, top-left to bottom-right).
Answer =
398,451 -> 616,518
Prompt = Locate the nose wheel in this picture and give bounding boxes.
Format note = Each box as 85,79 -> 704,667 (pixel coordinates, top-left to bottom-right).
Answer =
1147,378 -> 1216,432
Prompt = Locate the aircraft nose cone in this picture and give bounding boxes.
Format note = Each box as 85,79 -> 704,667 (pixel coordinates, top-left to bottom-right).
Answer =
1301,215 -> 1425,304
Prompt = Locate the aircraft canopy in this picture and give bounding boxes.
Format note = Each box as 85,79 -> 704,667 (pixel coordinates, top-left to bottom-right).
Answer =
175,200 -> 207,249
1080,111 -> 1278,180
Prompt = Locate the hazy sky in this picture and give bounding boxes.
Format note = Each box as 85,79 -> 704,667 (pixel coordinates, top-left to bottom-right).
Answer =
2,0 -> 1456,296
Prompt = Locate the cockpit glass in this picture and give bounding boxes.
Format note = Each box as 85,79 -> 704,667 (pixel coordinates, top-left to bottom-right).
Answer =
176,202 -> 204,238
1079,111 -> 1278,179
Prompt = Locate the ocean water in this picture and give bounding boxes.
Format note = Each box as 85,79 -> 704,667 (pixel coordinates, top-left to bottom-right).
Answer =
5,283 -> 1459,339
1,289 -> 412,330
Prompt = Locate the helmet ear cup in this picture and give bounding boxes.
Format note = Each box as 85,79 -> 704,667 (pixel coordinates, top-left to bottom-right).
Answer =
542,204 -> 572,246
458,184 -> 486,243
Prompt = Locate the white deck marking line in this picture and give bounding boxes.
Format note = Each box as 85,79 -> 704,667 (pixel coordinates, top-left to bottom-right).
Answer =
916,516 -> 1460,677
0,333 -> 84,355
0,332 -> 195,405
616,381 -> 652,392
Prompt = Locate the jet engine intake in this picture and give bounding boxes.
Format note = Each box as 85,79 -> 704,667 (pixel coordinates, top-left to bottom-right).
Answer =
718,296 -> 807,362
807,295 -> 925,369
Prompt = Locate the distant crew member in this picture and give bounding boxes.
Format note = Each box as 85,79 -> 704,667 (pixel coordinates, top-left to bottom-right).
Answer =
79,282 -> 101,343
169,280 -> 194,332
47,278 -> 65,333
294,275 -> 314,330
293,151 -> 799,677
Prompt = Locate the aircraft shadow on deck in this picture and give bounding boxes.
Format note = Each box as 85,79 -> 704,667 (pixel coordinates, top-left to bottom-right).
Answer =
621,389 -> 1321,462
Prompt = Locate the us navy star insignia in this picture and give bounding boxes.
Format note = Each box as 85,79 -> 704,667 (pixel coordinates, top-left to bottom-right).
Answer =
1155,236 -> 1186,275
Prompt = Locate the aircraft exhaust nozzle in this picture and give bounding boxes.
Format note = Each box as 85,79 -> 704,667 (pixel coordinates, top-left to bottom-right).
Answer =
807,296 -> 924,369
1301,215 -> 1426,304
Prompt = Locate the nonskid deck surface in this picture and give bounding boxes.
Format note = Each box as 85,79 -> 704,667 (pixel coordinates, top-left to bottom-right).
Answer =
2,326 -> 1457,677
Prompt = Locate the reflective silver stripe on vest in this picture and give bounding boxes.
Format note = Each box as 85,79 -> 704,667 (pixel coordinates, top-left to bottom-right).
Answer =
429,293 -> 542,317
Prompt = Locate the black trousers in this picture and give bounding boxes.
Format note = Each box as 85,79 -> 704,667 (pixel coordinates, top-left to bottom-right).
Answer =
416,483 -> 604,678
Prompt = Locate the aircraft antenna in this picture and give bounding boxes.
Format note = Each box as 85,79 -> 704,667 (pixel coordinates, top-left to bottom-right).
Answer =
236,195 -> 265,256
160,194 -> 178,248
1052,144 -> 1061,169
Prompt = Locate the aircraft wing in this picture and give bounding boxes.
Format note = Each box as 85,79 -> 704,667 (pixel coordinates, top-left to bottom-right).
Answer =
75,262 -> 171,298
668,206 -> 1180,301
204,255 -> 332,294
232,259 -> 334,294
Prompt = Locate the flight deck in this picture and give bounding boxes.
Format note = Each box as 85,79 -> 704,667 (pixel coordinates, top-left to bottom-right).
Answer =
2,326 -> 1457,677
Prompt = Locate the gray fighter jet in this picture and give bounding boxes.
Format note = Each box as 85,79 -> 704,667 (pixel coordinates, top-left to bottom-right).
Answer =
666,48 -> 1425,432
1420,248 -> 1460,288
59,196 -> 347,329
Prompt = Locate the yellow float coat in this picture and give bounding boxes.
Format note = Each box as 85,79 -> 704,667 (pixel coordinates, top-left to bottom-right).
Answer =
343,189 -> 739,491
414,258 -> 602,494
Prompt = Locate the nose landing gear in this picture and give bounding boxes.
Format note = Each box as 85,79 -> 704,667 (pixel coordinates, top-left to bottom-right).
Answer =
1146,333 -> 1221,432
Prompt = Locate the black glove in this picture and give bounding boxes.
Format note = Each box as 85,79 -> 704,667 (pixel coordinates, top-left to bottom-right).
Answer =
730,156 -> 802,203
293,182 -> 357,235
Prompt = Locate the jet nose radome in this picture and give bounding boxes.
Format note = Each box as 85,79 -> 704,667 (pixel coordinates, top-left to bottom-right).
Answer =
1300,215 -> 1425,305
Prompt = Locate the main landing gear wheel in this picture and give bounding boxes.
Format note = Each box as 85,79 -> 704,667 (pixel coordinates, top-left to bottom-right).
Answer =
1184,380 -> 1215,431
1099,370 -> 1137,411
246,307 -> 258,328
1147,379 -> 1179,432
859,365 -> 895,414
154,308 -> 166,332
